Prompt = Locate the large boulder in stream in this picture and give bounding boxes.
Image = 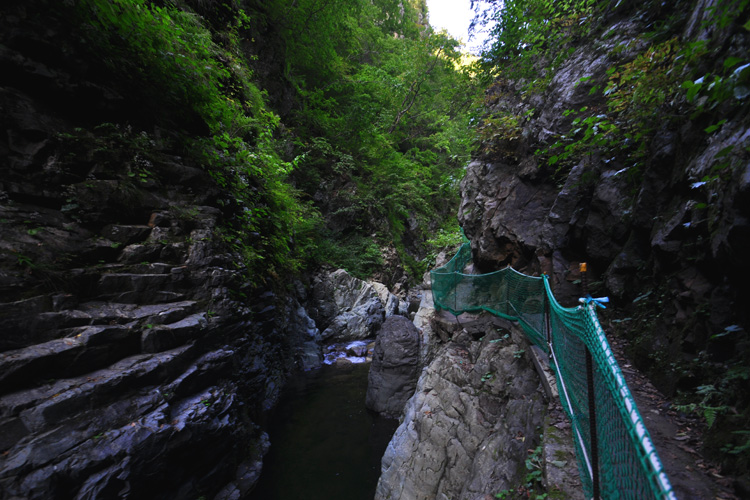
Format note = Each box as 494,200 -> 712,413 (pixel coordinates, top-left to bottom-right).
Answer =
365,315 -> 421,418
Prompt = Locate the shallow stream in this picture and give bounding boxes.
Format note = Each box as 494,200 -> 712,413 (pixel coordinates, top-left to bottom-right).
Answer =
248,361 -> 398,500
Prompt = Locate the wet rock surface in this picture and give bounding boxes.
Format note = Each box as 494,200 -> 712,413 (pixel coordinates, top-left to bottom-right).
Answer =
0,5 -> 316,496
365,315 -> 421,418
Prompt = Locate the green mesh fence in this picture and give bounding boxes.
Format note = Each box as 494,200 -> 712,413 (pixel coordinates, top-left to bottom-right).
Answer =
430,242 -> 676,500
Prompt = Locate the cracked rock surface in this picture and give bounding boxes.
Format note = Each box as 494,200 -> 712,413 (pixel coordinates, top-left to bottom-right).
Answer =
375,326 -> 546,500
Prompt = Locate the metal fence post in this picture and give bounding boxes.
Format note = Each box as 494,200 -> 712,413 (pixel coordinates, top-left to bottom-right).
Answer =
543,274 -> 551,346
581,262 -> 600,500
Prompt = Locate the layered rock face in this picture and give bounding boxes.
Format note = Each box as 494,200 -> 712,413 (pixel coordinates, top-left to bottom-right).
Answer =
309,268 -> 407,342
0,166 -> 307,499
458,3 -> 750,397
0,125 -> 312,499
0,4 -> 317,497
375,325 -> 546,500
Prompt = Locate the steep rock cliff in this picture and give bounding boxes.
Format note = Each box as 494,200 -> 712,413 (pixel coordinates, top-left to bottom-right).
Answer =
0,2 -> 314,497
460,0 -> 750,474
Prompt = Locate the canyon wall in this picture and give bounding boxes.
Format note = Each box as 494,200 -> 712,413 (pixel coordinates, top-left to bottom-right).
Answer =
459,1 -> 750,471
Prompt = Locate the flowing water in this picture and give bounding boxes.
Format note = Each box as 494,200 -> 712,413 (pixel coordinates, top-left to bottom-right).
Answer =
249,361 -> 399,500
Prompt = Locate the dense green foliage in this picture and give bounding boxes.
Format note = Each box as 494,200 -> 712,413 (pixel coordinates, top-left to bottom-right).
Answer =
474,0 -> 750,180
58,0 -> 479,283
62,0 -> 304,284
263,0 -> 479,279
472,0 -> 599,82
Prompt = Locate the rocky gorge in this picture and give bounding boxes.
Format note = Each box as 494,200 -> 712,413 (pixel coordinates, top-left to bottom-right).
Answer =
0,1 -> 407,495
372,0 -> 750,496
2,0 -> 750,498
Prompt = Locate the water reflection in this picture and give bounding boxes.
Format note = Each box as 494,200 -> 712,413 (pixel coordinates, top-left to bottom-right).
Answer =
249,362 -> 398,500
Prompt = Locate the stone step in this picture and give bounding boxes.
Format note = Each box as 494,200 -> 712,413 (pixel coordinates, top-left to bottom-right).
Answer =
77,300 -> 198,326
141,312 -> 208,353
100,224 -> 152,245
0,324 -> 140,395
32,303 -> 163,331
0,344 -> 234,464
117,243 -> 164,264
0,298 -> 199,353
0,303 -> 204,395
128,262 -> 174,274
96,273 -> 186,303
0,380 -> 237,498
0,342 -> 195,455
91,262 -> 174,275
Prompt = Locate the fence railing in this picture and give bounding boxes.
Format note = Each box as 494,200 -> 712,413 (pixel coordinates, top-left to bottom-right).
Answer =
430,242 -> 676,500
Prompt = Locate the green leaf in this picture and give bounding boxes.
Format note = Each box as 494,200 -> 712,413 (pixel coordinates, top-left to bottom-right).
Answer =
723,57 -> 744,70
683,79 -> 703,102
704,407 -> 719,428
715,145 -> 734,159
704,119 -> 727,133
548,155 -> 559,166
733,63 -> 750,81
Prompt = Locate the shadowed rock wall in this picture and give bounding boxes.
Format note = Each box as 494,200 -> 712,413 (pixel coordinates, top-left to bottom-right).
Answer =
0,2 -> 315,497
459,2 -> 750,396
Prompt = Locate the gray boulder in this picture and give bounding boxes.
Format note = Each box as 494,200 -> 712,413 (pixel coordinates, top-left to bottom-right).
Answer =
375,327 -> 546,500
365,315 -> 420,418
310,269 -> 386,341
371,281 -> 408,317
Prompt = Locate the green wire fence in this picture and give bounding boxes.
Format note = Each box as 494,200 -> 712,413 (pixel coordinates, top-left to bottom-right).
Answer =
430,241 -> 676,500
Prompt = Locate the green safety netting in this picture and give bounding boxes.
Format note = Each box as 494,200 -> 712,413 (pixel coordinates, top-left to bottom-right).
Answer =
430,241 -> 676,500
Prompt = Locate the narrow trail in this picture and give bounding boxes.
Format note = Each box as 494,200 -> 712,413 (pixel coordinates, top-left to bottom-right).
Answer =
430,241 -> 739,499
605,332 -> 738,500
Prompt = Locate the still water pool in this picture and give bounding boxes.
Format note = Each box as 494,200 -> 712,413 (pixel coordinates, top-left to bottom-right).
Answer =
248,362 -> 398,500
